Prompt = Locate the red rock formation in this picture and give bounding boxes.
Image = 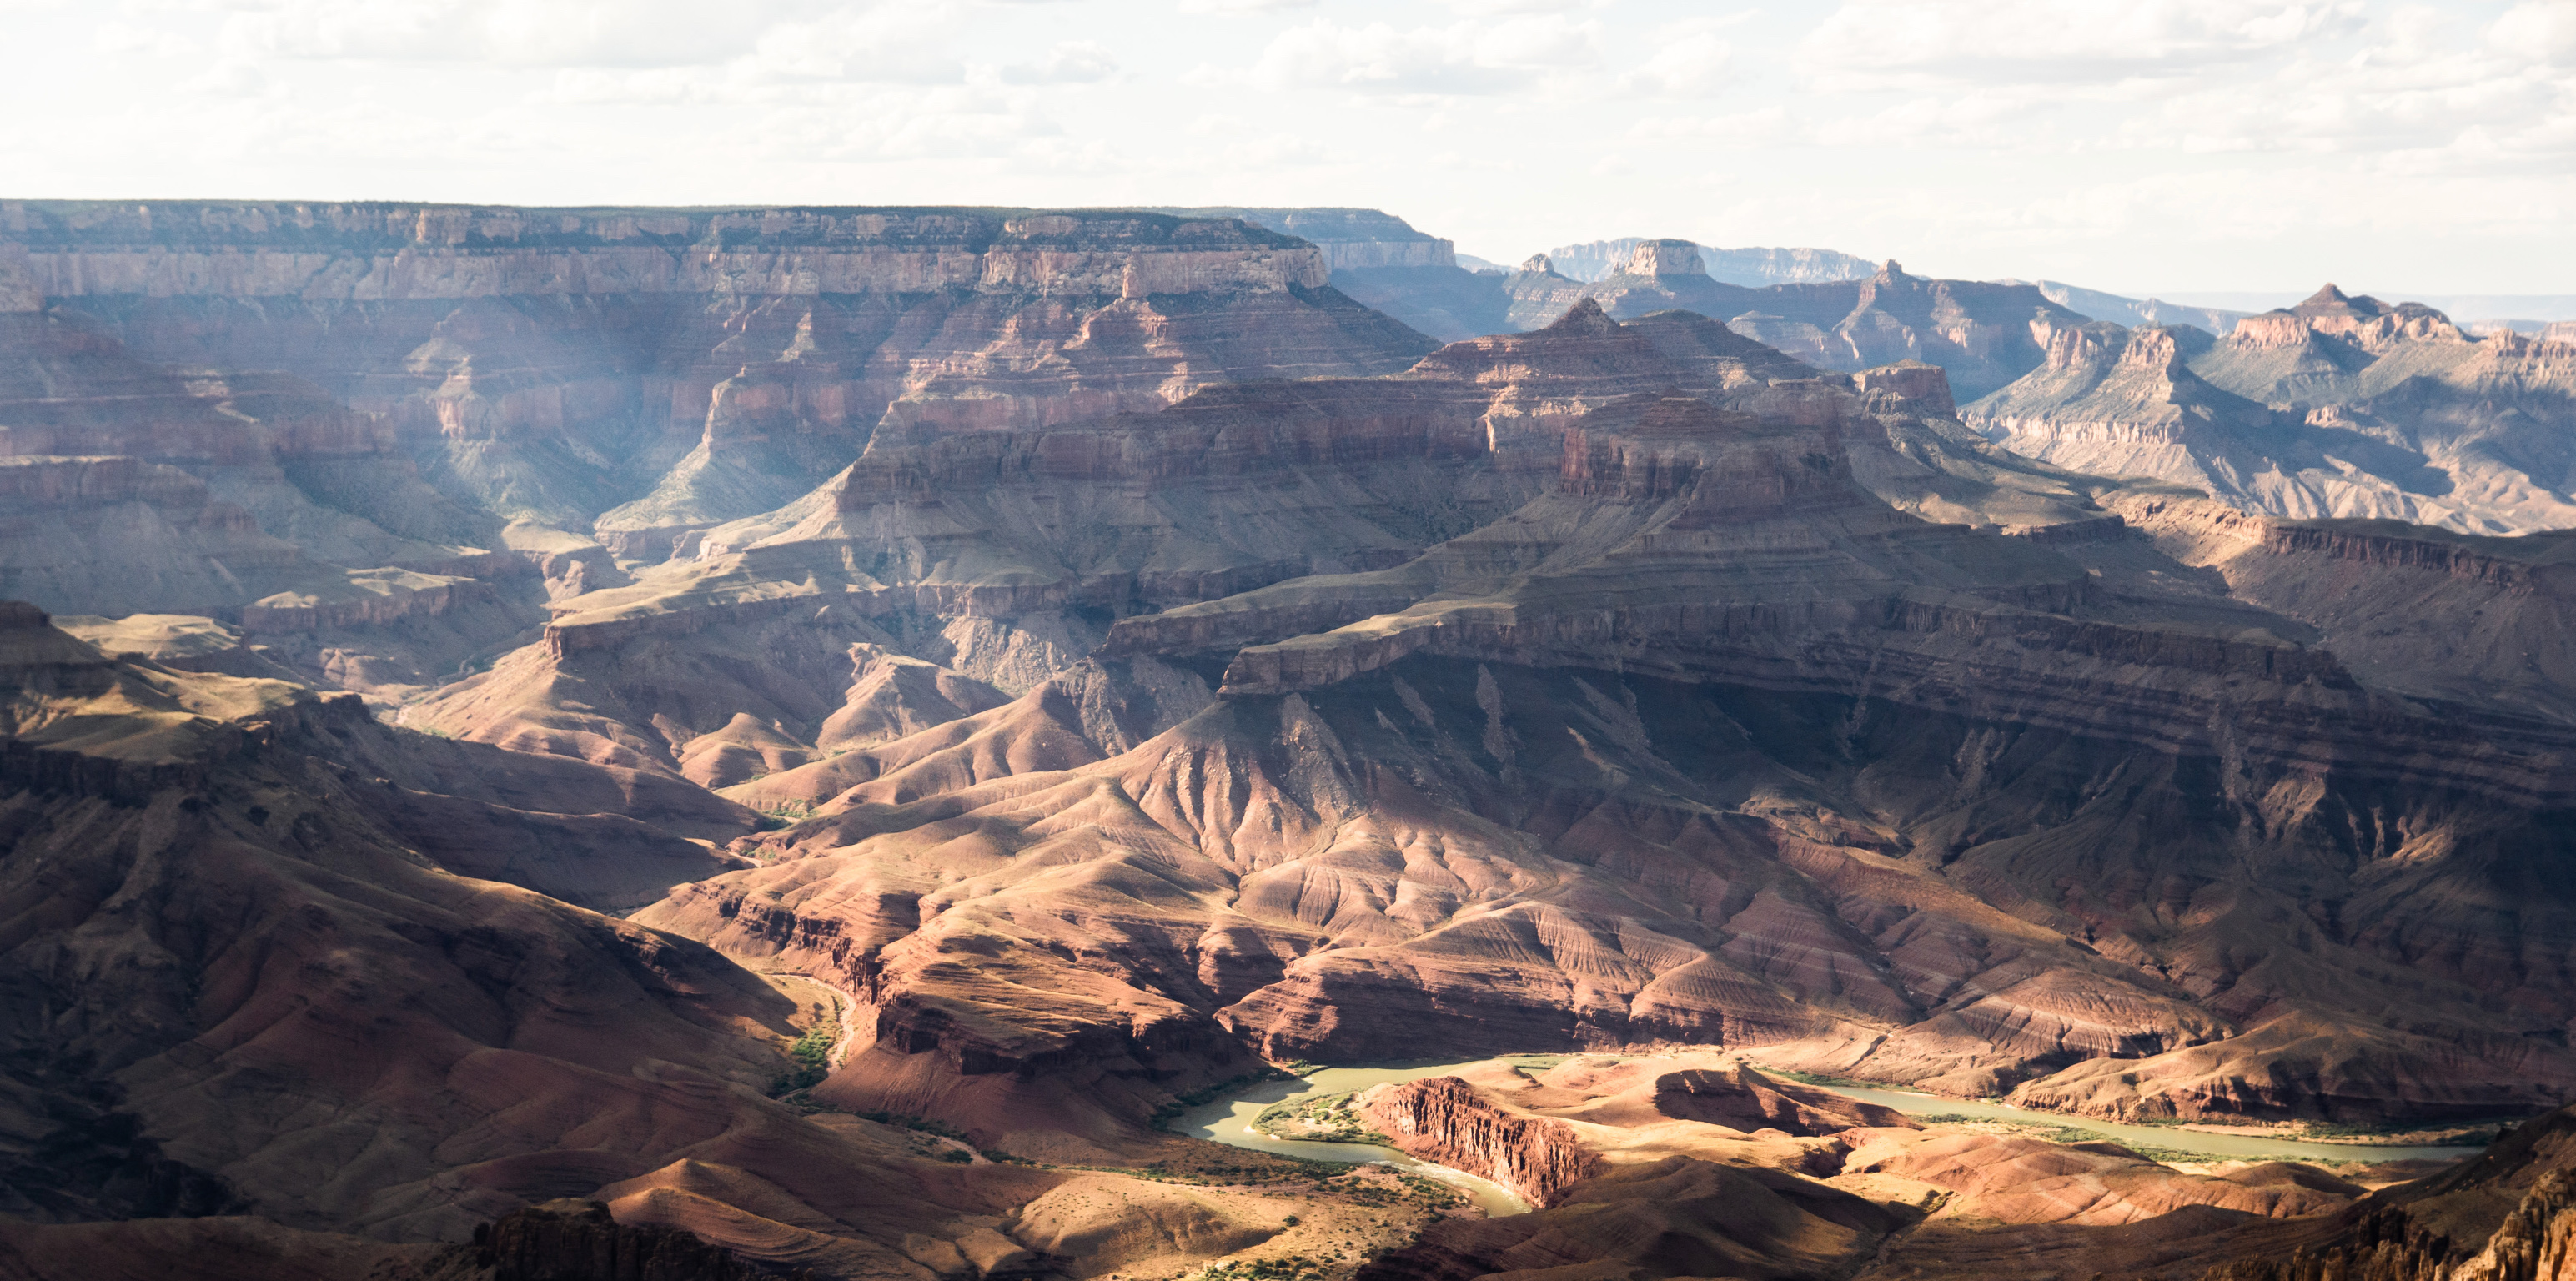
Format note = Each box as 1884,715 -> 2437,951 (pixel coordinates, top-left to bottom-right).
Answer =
1356,1077 -> 1599,1206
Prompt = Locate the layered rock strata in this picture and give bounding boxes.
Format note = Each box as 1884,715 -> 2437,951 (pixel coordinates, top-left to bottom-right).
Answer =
1504,247 -> 2084,399
1356,1077 -> 1600,1206
1541,238 -> 1877,287
5,201 -> 1434,550
585,303 -> 2576,1139
407,299 -> 1877,767
1971,285 -> 2576,534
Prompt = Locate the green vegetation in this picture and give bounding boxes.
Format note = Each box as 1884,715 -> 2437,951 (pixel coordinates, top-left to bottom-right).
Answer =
1323,1171 -> 1463,1210
1092,1148 -> 1369,1188
1148,1066 -> 1299,1131
1251,1091 -> 1388,1144
1190,1258 -> 1328,1281
856,1111 -> 968,1140
766,1024 -> 835,1096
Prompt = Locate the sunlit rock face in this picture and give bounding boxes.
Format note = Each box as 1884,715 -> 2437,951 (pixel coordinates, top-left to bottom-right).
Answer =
0,202 -> 1436,697
1971,284 -> 2576,535
11,202 -> 2576,1281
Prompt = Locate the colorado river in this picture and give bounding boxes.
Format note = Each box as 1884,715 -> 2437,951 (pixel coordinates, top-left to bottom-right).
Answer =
1168,1062 -> 1533,1216
1178,1058 -> 2487,1207
1818,1084 -> 2488,1165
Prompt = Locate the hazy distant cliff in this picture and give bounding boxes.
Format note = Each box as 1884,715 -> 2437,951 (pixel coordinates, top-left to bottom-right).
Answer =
4,201 -> 1331,299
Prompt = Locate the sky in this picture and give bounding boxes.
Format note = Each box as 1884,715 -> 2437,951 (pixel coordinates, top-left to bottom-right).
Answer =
2,0 -> 2570,297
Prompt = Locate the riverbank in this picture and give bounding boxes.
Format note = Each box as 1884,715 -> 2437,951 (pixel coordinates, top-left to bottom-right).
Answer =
1179,1054 -> 2488,1199
1169,1063 -> 1534,1216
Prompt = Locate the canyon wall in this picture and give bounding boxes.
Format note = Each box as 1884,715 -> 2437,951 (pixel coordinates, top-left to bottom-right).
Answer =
1970,284 -> 2576,534
0,203 -> 1439,691
1503,247 -> 2082,399
6,201 -> 1331,300
1357,1077 -> 1599,1207
3,203 -> 1432,550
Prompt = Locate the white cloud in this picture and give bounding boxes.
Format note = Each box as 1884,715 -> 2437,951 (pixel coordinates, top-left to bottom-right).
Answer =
2132,8 -> 2576,172
1001,40 -> 1119,84
1810,92 -> 2055,148
95,19 -> 197,55
2,0 -> 2563,294
2490,0 -> 2576,64
1619,18 -> 1740,96
747,3 -> 966,82
218,0 -> 882,68
181,60 -> 280,97
1240,14 -> 1602,96
1429,0 -> 1602,13
1762,0 -> 2573,172
734,85 -> 1066,162
1799,0 -> 2368,87
1178,0 -> 1316,13
1628,107 -> 1795,145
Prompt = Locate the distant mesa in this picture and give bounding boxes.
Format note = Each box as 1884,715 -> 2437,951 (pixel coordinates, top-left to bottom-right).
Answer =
1495,239 -> 2087,399
1540,236 -> 1879,287
1619,239 -> 1713,279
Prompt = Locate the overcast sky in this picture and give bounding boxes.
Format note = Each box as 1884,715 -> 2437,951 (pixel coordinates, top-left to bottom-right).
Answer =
3,0 -> 2568,296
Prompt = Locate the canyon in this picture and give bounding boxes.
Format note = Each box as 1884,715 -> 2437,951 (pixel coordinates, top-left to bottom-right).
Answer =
4,200 -> 2576,1281
1970,285 -> 2576,535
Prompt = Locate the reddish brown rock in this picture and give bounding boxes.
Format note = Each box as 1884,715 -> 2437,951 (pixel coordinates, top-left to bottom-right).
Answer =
1646,1063 -> 1912,1136
1357,1076 -> 1600,1206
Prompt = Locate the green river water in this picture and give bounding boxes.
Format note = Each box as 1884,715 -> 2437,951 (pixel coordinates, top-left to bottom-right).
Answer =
1176,1057 -> 2492,1219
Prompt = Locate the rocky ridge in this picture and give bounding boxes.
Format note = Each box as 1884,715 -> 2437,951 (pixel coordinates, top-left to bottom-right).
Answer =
1149,206 -> 1515,342
1971,285 -> 2576,534
0,202 -> 1437,696
1357,1077 -> 1599,1206
14,200 -> 2576,1281
1506,244 -> 2086,399
501,300 -> 2576,1151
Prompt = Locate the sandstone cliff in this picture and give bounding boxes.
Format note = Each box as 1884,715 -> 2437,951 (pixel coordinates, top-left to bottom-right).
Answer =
1970,285 -> 2576,534
3,201 -> 1434,552
1356,1077 -> 1599,1206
